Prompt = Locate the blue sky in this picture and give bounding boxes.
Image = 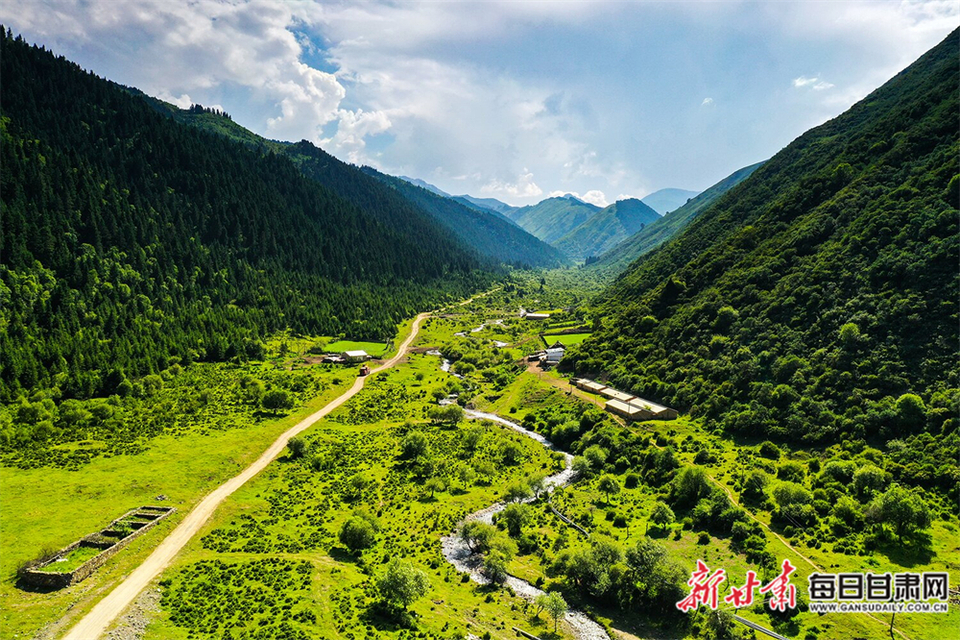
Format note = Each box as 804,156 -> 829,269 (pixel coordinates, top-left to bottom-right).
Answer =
2,1 -> 956,206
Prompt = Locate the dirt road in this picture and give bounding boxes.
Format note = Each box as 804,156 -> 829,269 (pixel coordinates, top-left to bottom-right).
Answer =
62,312 -> 429,640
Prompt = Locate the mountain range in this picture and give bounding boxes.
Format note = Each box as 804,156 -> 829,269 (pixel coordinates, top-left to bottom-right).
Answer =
553,198 -> 661,261
586,162 -> 764,274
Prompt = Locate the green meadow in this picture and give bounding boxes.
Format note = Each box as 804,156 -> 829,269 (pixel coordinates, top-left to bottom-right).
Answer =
542,333 -> 592,348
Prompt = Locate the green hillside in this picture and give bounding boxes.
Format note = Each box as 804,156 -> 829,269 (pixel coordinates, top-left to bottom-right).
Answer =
363,168 -> 567,268
553,198 -> 661,261
588,161 -> 764,275
0,31 -> 488,401
140,99 -> 552,268
506,196 -> 601,244
570,28 -> 959,468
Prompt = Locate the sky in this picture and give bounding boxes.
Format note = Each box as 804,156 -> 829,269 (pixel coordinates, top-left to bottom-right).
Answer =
2,1 -> 956,206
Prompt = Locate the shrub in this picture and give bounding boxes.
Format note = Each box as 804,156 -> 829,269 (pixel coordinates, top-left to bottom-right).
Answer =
758,441 -> 780,459
287,437 -> 307,459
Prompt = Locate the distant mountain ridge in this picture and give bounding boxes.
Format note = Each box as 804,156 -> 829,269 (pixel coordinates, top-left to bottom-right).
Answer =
364,169 -> 566,268
588,162 -> 764,275
553,198 -> 661,261
641,188 -> 700,214
505,196 -> 602,244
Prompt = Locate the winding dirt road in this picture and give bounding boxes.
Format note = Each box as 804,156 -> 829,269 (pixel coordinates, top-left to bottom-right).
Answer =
62,312 -> 429,640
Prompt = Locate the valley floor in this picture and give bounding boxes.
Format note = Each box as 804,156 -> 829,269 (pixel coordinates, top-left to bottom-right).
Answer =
1,280 -> 957,640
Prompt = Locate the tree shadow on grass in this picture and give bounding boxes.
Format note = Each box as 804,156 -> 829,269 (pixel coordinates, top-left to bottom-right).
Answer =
14,576 -> 62,594
328,547 -> 360,564
872,533 -> 935,568
360,602 -> 417,631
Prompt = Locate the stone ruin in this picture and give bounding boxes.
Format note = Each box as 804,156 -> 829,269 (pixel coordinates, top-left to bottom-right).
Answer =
19,505 -> 175,589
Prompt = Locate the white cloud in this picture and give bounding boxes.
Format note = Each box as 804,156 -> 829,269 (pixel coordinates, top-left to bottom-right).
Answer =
580,190 -> 609,207
546,190 -> 609,207
481,169 -> 543,199
793,75 -> 834,91
321,108 -> 391,165
2,0 -> 956,206
0,0 -> 350,144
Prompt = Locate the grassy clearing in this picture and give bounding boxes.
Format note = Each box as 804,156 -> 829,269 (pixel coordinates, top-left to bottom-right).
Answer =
542,333 -> 592,347
34,546 -> 102,574
325,340 -> 392,358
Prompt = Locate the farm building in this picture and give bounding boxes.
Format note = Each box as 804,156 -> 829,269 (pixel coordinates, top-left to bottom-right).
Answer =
342,350 -> 371,362
600,388 -> 636,403
322,355 -> 345,364
575,379 -> 607,394
606,399 -> 647,420
544,347 -> 565,365
547,340 -> 566,349
628,397 -> 679,420
524,313 -> 550,321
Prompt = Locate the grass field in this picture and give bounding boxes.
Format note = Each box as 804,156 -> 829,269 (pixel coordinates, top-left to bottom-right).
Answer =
542,332 -> 592,347
0,363 -> 355,639
324,339 -> 391,358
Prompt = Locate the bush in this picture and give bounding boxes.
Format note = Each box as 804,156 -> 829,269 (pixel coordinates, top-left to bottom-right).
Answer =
339,511 -> 379,553
287,437 -> 307,459
758,441 -> 781,459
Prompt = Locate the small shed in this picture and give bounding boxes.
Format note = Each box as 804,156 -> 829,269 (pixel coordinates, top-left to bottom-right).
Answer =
342,350 -> 370,362
544,347 -> 565,364
605,399 -> 648,421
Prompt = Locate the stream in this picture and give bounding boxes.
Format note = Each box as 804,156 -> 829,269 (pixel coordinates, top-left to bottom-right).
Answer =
432,353 -> 610,639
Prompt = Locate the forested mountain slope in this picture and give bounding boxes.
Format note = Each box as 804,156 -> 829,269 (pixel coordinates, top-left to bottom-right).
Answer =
553,198 -> 661,261
140,99 -> 553,267
570,30 -> 959,451
0,31 -> 489,401
362,169 -> 566,267
506,196 -> 601,244
588,162 -> 764,275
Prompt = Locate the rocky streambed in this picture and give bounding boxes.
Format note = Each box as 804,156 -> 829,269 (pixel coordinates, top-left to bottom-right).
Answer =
437,402 -> 611,640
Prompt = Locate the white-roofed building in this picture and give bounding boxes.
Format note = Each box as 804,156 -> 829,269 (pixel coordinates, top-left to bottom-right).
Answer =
600,388 -> 636,403
606,399 -> 647,420
576,379 -> 607,394
342,350 -> 370,362
544,347 -> 565,365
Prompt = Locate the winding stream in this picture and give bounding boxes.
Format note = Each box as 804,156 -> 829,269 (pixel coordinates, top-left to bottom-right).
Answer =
433,350 -> 610,639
